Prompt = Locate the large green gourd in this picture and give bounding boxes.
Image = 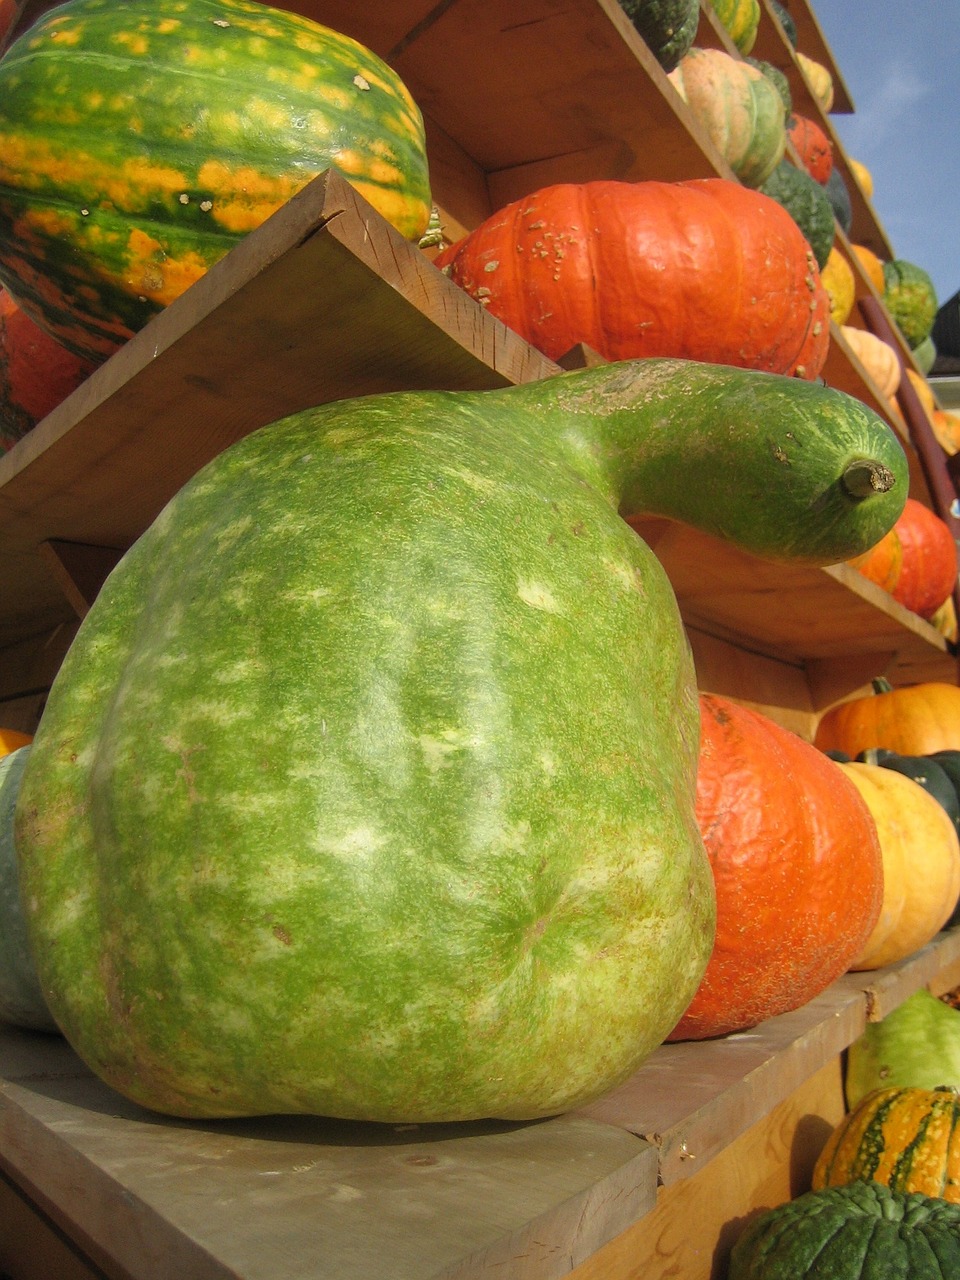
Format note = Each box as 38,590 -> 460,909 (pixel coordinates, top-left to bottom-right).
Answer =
0,0 -> 432,362
728,1182 -> 960,1279
15,359 -> 907,1122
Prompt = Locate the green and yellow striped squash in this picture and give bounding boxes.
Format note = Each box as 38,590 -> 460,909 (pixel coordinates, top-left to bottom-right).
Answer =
0,0 -> 432,361
812,1085 -> 960,1204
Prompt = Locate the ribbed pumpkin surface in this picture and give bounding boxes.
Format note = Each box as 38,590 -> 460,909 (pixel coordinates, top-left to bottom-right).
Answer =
0,0 -> 432,361
436,179 -> 831,379
667,693 -> 883,1041
813,1086 -> 960,1203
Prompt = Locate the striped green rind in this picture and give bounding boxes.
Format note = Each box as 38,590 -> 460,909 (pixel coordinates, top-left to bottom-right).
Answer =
15,360 -> 906,1121
0,0 -> 431,359
729,1182 -> 960,1279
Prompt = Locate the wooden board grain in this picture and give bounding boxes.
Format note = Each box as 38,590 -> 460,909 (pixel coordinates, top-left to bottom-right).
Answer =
0,1027 -> 656,1280
629,518 -> 953,684
573,984 -> 865,1188
567,1058 -> 847,1280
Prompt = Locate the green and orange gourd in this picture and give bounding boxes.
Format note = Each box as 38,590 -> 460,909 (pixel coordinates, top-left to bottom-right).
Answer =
0,0 -> 432,362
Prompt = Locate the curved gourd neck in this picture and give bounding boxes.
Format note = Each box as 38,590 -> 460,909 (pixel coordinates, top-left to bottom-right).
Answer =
508,358 -> 907,566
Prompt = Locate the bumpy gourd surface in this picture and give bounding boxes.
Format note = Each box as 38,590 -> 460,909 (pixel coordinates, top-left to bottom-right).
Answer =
0,0 -> 431,359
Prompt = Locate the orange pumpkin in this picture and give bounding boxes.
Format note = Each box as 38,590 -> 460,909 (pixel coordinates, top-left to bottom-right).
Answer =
0,728 -> 30,756
0,287 -> 95,451
848,498 -> 957,621
837,761 -> 960,969
435,178 -> 831,378
668,694 -> 883,1040
787,113 -> 833,184
851,244 -> 886,293
847,526 -> 903,595
889,498 -> 958,619
812,1086 -> 960,1203
815,678 -> 960,757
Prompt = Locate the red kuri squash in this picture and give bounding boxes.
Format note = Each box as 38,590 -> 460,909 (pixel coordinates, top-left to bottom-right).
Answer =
435,178 -> 831,379
849,498 -> 958,620
668,694 -> 883,1041
787,113 -> 833,184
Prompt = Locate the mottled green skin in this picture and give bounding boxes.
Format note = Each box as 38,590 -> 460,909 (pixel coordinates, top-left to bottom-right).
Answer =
15,359 -> 908,1121
884,260 -> 939,350
759,159 -> 836,269
0,0 -> 432,360
0,746 -> 58,1032
619,0 -> 700,73
729,1182 -> 960,1279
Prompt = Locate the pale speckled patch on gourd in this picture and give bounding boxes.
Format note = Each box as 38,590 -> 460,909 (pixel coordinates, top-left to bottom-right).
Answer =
15,358 -> 908,1121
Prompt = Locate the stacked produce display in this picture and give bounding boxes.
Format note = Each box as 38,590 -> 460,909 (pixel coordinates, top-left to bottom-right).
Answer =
0,0 -> 959,1277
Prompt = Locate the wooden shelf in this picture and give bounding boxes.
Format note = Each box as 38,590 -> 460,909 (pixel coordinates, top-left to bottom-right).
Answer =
0,168 -> 557,653
0,170 -> 947,705
3,928 -> 959,1280
631,518 -> 956,689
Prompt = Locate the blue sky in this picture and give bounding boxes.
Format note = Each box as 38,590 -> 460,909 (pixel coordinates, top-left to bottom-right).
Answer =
811,2 -> 960,308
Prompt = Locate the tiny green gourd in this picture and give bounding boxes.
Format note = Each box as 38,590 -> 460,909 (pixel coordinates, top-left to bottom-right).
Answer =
15,359 -> 907,1123
845,988 -> 960,1109
0,0 -> 432,362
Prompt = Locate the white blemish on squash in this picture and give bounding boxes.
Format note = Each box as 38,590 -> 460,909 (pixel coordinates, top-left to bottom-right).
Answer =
517,580 -> 561,613
419,728 -> 472,774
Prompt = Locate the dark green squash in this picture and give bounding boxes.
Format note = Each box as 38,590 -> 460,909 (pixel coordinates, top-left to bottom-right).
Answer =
769,0 -> 797,47
0,0 -> 432,361
759,160 -> 836,269
825,167 -> 854,236
619,0 -> 700,72
747,57 -> 792,117
14,359 -> 906,1123
729,1181 -> 960,1278
856,747 -> 960,837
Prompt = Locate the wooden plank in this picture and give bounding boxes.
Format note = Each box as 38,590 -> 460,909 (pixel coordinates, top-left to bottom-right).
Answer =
629,518 -> 954,683
0,167 -> 558,652
0,1171 -> 105,1280
834,928 -> 960,1022
573,983 -> 865,1187
567,1058 -> 847,1280
0,1026 -> 656,1280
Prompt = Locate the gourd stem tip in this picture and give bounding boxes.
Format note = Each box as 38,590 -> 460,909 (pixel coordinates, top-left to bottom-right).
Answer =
840,460 -> 896,501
